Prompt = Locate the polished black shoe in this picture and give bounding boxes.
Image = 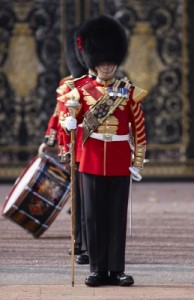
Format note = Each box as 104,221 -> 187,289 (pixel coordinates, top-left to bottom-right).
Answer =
76,251 -> 89,264
85,272 -> 109,287
109,272 -> 134,286
68,244 -> 85,256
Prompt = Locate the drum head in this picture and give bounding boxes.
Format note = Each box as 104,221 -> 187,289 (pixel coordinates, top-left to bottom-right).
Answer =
3,156 -> 42,214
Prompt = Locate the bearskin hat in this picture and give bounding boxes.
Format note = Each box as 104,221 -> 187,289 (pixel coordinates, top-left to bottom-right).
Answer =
73,24 -> 87,69
65,27 -> 87,78
76,15 -> 128,70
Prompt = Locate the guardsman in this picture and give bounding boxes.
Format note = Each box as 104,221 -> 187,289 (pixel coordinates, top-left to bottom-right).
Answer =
59,15 -> 147,287
38,27 -> 91,259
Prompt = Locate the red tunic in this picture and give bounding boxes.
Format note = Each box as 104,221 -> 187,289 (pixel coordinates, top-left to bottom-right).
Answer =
58,78 -> 147,176
43,76 -> 72,148
57,75 -> 96,161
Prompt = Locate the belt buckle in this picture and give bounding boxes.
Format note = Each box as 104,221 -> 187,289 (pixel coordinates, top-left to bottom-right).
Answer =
103,134 -> 112,141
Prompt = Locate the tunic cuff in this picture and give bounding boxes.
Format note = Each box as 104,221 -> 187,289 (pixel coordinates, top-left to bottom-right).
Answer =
133,145 -> 146,168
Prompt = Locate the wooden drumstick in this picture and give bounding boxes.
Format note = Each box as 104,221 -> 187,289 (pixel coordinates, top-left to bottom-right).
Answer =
65,97 -> 80,287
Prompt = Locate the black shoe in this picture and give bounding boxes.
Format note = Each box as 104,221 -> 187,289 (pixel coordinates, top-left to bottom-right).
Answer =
109,272 -> 134,286
85,272 -> 109,287
76,251 -> 89,264
68,244 -> 85,256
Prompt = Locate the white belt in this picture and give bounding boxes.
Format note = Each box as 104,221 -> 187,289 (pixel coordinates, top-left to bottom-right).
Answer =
90,132 -> 129,142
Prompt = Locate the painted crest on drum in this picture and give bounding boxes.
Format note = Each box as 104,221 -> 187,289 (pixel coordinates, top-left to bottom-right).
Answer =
2,154 -> 71,238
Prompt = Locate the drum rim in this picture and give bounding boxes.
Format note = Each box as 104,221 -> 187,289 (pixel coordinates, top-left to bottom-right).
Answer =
1,154 -> 70,214
1,155 -> 40,214
43,153 -> 70,177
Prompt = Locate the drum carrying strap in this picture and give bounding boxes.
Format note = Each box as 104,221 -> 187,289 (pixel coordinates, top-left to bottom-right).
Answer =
82,80 -> 132,143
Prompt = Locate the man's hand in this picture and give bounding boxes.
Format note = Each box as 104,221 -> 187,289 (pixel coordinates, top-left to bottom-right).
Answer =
129,166 -> 142,181
61,116 -> 77,131
61,152 -> 71,173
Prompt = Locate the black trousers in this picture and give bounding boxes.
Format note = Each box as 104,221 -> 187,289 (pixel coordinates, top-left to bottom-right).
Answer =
75,164 -> 87,251
82,173 -> 130,273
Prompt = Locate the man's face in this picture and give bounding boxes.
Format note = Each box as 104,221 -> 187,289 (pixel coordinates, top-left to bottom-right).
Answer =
95,63 -> 117,81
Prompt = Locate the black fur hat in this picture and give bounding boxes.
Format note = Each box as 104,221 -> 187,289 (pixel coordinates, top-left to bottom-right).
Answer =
76,15 -> 128,70
74,23 -> 87,69
65,27 -> 87,78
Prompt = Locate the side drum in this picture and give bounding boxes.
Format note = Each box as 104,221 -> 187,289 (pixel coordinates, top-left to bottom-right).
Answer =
2,154 -> 70,238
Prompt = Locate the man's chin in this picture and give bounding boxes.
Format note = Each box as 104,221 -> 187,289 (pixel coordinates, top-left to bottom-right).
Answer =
98,75 -> 112,81
97,70 -> 114,80
96,65 -> 117,80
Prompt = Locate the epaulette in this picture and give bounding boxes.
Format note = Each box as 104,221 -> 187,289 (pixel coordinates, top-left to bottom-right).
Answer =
73,75 -> 92,88
65,80 -> 76,90
73,74 -> 87,83
60,75 -> 72,84
58,75 -> 88,93
56,78 -> 75,95
132,85 -> 148,102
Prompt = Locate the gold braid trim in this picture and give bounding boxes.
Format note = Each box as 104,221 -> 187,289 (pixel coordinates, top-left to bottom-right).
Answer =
65,80 -> 75,90
56,75 -> 73,95
57,87 -> 80,102
133,144 -> 146,168
47,129 -> 57,146
57,80 -> 75,94
73,74 -> 87,82
65,88 -> 80,101
57,75 -> 87,97
133,86 -> 148,102
60,147 -> 67,163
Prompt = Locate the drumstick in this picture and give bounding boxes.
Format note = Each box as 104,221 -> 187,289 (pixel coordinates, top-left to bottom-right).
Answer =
65,97 -> 80,287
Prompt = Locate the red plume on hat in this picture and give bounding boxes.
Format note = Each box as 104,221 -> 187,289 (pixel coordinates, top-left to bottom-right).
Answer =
77,36 -> 83,53
77,15 -> 128,70
65,26 -> 87,77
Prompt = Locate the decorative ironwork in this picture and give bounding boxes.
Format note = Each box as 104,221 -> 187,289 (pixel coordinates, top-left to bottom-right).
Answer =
0,0 -> 61,164
0,0 -> 193,179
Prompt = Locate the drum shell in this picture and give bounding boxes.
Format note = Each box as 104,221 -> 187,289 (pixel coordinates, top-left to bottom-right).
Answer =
2,155 -> 70,238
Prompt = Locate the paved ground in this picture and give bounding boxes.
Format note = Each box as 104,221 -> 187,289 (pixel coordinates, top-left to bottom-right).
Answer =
0,182 -> 194,299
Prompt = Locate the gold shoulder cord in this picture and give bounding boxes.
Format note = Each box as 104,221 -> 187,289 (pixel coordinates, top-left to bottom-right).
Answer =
133,86 -> 148,102
65,74 -> 88,91
132,85 -> 148,168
